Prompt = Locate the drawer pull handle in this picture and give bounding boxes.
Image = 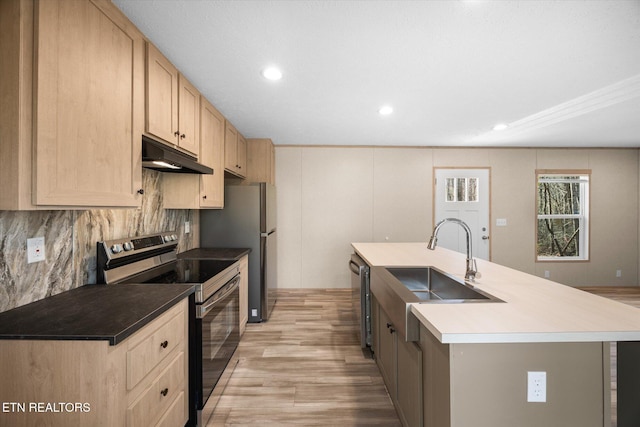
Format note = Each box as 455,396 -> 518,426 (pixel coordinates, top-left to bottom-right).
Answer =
160,340 -> 168,349
160,388 -> 169,397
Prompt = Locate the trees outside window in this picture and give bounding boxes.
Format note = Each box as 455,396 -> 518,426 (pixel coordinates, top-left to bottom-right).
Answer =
536,171 -> 590,261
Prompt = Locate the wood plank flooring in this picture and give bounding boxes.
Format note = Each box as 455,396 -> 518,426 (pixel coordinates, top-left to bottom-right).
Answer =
205,289 -> 401,426
204,286 -> 640,427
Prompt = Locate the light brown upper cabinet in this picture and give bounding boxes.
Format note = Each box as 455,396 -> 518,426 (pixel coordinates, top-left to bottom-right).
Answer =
1,0 -> 144,209
146,43 -> 200,158
246,138 -> 276,184
224,121 -> 247,178
163,96 -> 225,209
199,99 -> 225,208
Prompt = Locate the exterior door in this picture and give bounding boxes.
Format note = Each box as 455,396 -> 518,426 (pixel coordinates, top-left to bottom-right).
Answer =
434,168 -> 490,260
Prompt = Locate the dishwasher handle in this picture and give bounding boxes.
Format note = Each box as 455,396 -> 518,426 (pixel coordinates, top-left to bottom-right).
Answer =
349,259 -> 362,275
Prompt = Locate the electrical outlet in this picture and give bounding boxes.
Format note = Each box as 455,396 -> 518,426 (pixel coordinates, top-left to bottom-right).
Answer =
527,371 -> 546,402
544,270 -> 550,278
27,237 -> 46,264
251,309 -> 258,317
616,269 -> 622,278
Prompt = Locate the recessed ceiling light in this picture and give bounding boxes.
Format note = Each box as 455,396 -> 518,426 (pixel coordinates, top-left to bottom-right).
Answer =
262,67 -> 282,81
493,123 -> 508,131
378,105 -> 393,115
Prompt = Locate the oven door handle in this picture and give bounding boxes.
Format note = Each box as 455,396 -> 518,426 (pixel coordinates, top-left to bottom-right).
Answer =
198,275 -> 240,318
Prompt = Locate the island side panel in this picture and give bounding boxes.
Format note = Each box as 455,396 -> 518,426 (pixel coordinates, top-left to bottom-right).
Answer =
617,341 -> 640,427
448,342 -> 608,427
420,324 -> 451,427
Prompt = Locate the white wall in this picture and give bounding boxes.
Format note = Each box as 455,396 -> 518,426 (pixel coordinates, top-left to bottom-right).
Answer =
275,146 -> 639,289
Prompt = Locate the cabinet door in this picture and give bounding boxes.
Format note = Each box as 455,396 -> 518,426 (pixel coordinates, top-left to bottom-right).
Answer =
34,0 -> 143,207
146,43 -> 178,144
246,138 -> 275,184
177,74 -> 200,156
397,337 -> 423,427
239,255 -> 249,334
200,98 -> 225,208
377,306 -> 396,399
236,133 -> 247,178
224,121 -> 238,172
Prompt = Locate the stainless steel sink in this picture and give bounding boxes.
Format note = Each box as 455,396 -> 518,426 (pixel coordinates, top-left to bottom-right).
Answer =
369,266 -> 503,342
385,267 -> 501,303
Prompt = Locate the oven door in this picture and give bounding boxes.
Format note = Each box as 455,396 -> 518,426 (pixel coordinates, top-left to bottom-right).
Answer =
195,274 -> 240,409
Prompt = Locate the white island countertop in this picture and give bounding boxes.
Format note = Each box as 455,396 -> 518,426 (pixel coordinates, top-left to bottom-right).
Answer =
352,242 -> 640,344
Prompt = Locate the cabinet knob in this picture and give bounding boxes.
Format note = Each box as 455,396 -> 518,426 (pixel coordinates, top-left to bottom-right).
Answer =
389,328 -> 395,334
180,133 -> 186,139
174,131 -> 180,137
160,340 -> 168,349
160,388 -> 169,397
137,189 -> 144,195
386,323 -> 392,329
202,195 -> 207,199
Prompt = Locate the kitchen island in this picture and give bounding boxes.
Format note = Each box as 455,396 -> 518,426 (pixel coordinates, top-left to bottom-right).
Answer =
352,242 -> 640,427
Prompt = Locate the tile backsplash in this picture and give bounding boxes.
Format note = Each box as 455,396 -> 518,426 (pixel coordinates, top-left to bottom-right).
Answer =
0,170 -> 198,313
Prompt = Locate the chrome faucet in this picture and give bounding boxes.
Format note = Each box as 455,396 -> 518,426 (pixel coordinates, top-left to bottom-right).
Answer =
427,218 -> 480,281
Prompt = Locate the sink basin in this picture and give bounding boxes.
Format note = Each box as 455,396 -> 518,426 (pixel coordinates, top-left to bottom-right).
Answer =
369,265 -> 503,342
385,267 -> 502,303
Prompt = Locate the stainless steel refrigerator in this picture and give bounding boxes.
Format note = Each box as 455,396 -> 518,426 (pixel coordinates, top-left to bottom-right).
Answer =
200,183 -> 277,322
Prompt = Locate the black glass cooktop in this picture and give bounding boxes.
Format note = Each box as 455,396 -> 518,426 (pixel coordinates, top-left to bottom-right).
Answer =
119,259 -> 236,285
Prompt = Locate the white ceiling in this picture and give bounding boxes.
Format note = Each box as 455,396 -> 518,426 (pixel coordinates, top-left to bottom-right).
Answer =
112,0 -> 640,147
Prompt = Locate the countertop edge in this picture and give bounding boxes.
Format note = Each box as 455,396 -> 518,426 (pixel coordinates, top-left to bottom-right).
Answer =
110,286 -> 194,345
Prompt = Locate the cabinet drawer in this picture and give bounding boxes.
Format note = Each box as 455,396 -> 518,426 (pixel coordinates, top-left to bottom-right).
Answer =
127,307 -> 184,389
127,351 -> 186,427
155,390 -> 186,427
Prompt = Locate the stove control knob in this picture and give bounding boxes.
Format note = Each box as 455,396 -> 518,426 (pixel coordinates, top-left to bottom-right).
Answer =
163,235 -> 172,243
110,244 -> 123,254
123,242 -> 134,251
171,234 -> 178,241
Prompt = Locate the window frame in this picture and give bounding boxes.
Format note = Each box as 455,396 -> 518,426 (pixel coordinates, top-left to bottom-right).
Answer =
535,169 -> 591,262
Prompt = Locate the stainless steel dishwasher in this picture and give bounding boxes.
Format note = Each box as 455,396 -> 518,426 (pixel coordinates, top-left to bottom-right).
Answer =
349,253 -> 371,351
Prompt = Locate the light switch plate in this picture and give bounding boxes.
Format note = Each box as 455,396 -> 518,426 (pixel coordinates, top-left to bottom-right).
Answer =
185,221 -> 190,234
27,237 -> 46,263
496,218 -> 507,226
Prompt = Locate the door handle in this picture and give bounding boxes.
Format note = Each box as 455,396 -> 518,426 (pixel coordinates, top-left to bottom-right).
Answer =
482,235 -> 490,240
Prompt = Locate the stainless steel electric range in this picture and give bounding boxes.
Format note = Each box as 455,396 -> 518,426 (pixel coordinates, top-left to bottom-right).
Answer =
97,232 -> 240,427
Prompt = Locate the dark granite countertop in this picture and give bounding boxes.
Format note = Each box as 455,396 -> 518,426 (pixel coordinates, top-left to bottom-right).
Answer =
178,247 -> 251,260
0,284 -> 194,345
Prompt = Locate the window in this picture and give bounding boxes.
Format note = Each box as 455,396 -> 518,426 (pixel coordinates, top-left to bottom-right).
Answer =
445,177 -> 479,202
536,171 -> 590,261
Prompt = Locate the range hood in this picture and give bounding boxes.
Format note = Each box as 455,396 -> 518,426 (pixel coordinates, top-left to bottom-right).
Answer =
142,135 -> 213,174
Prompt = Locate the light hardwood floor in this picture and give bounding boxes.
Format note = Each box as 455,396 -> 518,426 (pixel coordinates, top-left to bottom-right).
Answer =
204,287 -> 640,427
205,289 -> 401,426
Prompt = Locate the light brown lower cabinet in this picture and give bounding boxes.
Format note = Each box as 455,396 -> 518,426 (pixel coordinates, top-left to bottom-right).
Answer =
239,255 -> 249,335
372,294 -> 422,427
0,300 -> 189,427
